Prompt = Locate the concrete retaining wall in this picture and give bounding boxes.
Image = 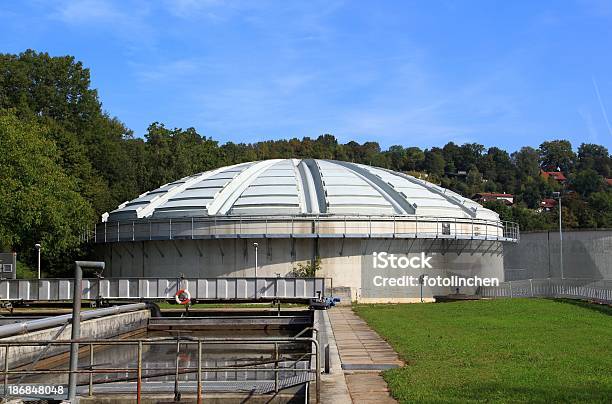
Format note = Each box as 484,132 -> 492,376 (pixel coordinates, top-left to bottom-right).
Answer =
504,229 -> 612,281
98,238 -> 504,302
0,309 -> 150,368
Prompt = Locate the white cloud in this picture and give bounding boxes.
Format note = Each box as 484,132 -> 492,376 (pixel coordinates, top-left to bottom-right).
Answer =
133,59 -> 202,82
52,0 -> 123,23
49,0 -> 155,47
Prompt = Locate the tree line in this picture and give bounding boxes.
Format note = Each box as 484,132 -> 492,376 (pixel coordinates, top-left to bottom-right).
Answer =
1,50 -> 611,276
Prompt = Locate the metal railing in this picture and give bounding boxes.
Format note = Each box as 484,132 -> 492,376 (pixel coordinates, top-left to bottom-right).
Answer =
0,335 -> 320,403
478,278 -> 612,303
82,215 -> 519,243
0,277 -> 327,302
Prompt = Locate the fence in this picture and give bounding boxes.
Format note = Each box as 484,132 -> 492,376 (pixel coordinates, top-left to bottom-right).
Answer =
82,215 -> 520,243
0,335 -> 320,403
478,278 -> 612,303
0,277 -> 327,302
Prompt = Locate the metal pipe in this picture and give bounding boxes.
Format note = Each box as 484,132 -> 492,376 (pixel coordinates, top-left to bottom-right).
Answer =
69,261 -> 105,402
0,302 -> 147,338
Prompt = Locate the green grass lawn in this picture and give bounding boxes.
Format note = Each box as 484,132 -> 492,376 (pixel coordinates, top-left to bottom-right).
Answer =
354,299 -> 612,404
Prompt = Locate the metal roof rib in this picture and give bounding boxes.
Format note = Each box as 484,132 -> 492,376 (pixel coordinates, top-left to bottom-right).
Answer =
376,166 -> 479,218
207,159 -> 284,215
331,161 -> 416,215
303,159 -> 327,214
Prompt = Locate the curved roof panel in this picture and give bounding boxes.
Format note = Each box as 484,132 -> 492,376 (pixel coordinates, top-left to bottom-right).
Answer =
106,159 -> 499,221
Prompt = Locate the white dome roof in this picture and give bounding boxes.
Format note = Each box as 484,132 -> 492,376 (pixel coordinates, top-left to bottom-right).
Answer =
107,159 -> 499,221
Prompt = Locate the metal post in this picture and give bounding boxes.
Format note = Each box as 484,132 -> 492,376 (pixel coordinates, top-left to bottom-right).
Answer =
197,340 -> 202,404
174,336 -> 181,402
314,339 -> 320,404
3,345 -> 8,391
88,343 -> 94,396
559,195 -> 564,280
419,274 -> 424,303
253,242 -> 258,278
68,263 -> 83,402
274,342 -> 279,393
137,341 -> 142,404
35,243 -> 41,280
69,261 -> 105,403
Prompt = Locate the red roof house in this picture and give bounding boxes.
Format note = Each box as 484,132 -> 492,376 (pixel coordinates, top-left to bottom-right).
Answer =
540,170 -> 567,182
538,198 -> 557,212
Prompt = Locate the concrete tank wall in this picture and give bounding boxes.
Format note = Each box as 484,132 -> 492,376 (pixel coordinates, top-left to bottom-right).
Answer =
504,229 -> 612,281
0,309 -> 150,368
97,237 -> 504,302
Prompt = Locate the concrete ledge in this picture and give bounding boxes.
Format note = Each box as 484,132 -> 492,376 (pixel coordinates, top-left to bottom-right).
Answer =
0,309 -> 150,367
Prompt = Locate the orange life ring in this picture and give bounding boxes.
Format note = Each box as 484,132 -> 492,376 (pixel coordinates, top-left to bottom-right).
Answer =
175,289 -> 191,305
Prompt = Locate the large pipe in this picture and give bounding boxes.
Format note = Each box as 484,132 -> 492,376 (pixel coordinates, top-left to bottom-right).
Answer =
69,261 -> 104,403
0,302 -> 147,339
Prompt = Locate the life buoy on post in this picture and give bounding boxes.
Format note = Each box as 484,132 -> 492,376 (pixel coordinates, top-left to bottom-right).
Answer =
175,289 -> 191,305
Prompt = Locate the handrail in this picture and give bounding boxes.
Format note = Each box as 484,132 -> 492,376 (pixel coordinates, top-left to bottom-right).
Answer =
83,215 -> 519,243
478,278 -> 612,303
1,335 -> 321,403
0,277 -> 328,302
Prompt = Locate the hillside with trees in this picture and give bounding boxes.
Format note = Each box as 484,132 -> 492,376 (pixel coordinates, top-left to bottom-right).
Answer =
1,50 -> 611,275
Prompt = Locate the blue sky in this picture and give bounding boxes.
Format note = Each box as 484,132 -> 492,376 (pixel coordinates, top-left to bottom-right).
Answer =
1,0 -> 612,151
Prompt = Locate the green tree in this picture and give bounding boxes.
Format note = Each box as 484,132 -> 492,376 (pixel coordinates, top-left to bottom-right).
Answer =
577,143 -> 610,177
571,169 -> 602,197
0,110 -> 94,274
512,146 -> 540,179
424,149 -> 445,178
405,147 -> 425,171
539,140 -> 575,172
588,191 -> 612,227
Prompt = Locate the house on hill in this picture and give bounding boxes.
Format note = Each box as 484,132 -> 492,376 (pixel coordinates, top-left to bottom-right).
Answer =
537,198 -> 557,212
540,170 -> 567,183
472,192 -> 514,205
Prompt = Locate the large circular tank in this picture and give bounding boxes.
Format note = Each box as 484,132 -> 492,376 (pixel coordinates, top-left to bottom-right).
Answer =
93,159 -> 519,302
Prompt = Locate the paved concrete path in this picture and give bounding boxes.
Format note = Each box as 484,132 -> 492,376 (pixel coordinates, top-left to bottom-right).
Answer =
327,307 -> 403,403
328,307 -> 404,370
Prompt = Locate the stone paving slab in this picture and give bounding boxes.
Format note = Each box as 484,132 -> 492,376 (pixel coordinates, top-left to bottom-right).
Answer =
327,307 -> 403,403
345,372 -> 397,404
328,308 -> 404,368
